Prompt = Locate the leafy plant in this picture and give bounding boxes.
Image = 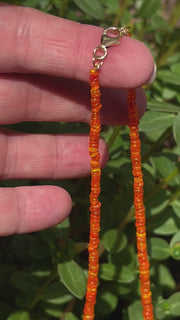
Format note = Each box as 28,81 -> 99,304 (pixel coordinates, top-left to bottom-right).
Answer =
1,0 -> 180,319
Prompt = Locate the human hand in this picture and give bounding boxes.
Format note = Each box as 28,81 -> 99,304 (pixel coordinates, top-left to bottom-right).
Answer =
0,3 -> 155,236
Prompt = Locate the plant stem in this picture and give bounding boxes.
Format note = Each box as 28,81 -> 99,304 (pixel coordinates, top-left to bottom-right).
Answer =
59,0 -> 68,17
168,185 -> 180,205
142,127 -> 172,162
60,298 -> 76,320
107,125 -> 122,149
157,41 -> 180,67
169,1 -> 180,29
156,1 -> 180,67
138,18 -> 147,41
43,0 -> 53,12
27,264 -> 58,310
118,205 -> 135,231
117,165 -> 180,230
145,165 -> 180,200
113,0 -> 131,26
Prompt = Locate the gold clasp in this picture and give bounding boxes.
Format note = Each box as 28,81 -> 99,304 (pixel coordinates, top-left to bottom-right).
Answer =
92,26 -> 130,70
101,27 -> 123,47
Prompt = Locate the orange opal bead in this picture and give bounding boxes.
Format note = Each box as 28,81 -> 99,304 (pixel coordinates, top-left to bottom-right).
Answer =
128,89 -> 154,320
84,54 -> 155,320
83,69 -> 102,320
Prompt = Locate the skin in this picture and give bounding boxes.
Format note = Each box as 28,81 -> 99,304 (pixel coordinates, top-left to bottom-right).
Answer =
0,3 -> 154,236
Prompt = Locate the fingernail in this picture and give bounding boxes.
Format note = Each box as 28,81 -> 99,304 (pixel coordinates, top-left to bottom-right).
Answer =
145,62 -> 157,85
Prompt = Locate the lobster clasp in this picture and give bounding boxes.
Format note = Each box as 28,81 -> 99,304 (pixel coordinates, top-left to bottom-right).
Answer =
92,26 -> 130,70
101,26 -> 130,48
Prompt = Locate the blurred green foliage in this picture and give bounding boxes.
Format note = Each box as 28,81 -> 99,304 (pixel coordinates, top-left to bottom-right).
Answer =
1,0 -> 180,319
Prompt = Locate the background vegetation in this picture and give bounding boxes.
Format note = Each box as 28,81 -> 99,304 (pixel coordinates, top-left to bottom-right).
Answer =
0,0 -> 180,319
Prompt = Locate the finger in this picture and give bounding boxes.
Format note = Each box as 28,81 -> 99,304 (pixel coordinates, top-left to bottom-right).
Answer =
0,185 -> 72,236
0,74 -> 146,125
0,130 -> 108,180
0,4 -> 154,88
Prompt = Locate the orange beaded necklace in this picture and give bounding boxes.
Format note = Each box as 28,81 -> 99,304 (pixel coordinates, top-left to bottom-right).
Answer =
83,27 -> 155,320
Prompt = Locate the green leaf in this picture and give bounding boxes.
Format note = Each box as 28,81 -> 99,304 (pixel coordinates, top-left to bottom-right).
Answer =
7,311 -> 30,320
109,245 -> 134,265
64,313 -> 79,320
173,113 -> 180,146
109,245 -> 136,270
143,167 -> 156,193
10,271 -> 38,294
22,0 -> 38,7
147,237 -> 170,260
117,162 -> 134,188
73,0 -> 105,20
58,260 -> 86,299
55,238 -> 75,263
100,263 -> 135,284
169,231 -> 180,260
151,264 -> 176,292
57,218 -> 70,239
168,292 -> 180,316
149,207 -> 180,235
114,283 -> 132,296
53,0 -> 62,10
41,282 -> 73,304
157,70 -> 180,85
170,241 -> 180,261
40,218 -> 70,246
96,289 -> 118,316
162,87 -> 176,100
74,242 -> 88,253
139,111 -> 174,132
102,229 -> 127,253
99,196 -> 117,233
155,300 -> 168,320
150,155 -> 180,186
102,0 -> 119,14
138,0 -> 160,19
29,269 -> 50,279
128,300 -> 143,320
167,52 -> 180,64
144,127 -> 168,142
145,190 -> 169,218
44,305 -> 62,318
151,14 -> 172,32
170,63 -> 180,75
170,230 -> 180,247
105,158 -> 130,173
172,200 -> 180,218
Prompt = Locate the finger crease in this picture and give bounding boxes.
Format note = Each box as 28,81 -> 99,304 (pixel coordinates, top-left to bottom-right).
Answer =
52,136 -> 63,179
15,188 -> 26,234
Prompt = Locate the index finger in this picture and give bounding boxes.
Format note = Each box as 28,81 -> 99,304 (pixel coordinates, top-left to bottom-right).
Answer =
0,4 -> 154,88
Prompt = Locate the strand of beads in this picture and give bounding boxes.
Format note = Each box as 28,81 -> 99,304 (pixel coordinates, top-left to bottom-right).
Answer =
83,68 -> 102,320
127,88 -> 154,320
